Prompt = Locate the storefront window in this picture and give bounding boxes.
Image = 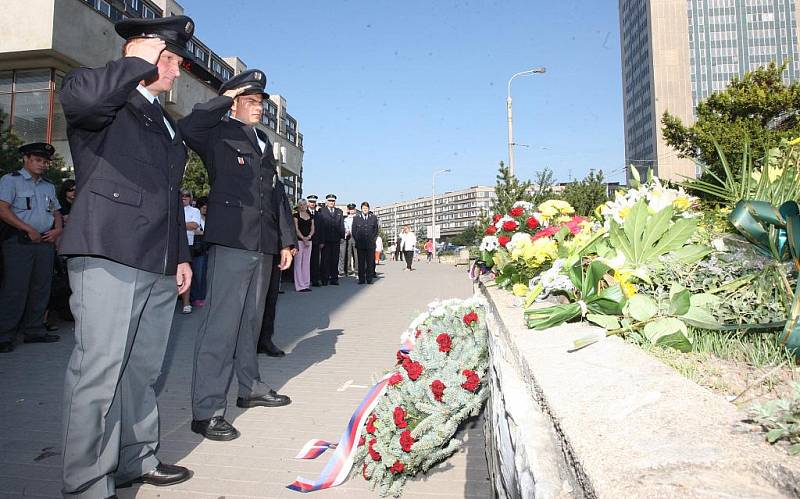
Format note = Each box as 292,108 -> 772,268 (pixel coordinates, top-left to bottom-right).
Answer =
12,91 -> 50,144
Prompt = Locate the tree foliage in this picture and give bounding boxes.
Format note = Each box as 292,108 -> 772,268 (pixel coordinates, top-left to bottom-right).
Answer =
560,169 -> 609,216
450,224 -> 481,247
530,166 -> 557,206
490,161 -> 533,215
662,62 -> 800,179
181,151 -> 210,197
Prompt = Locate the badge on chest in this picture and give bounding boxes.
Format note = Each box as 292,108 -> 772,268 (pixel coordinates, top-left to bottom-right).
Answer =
238,155 -> 245,166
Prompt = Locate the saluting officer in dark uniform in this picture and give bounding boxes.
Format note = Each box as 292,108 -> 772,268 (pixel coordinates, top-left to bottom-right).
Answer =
307,194 -> 324,286
0,143 -> 62,353
318,193 -> 345,285
352,201 -> 380,284
178,69 -> 295,442
58,15 -> 197,497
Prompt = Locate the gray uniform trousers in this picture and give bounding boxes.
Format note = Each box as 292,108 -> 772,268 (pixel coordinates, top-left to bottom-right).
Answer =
191,244 -> 274,421
61,257 -> 177,499
338,236 -> 357,275
0,238 -> 54,342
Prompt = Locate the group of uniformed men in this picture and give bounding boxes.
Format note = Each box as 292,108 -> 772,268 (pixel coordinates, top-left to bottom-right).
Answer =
0,13 -> 332,498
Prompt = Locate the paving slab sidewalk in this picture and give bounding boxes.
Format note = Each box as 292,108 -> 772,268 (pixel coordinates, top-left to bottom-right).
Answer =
0,260 -> 489,499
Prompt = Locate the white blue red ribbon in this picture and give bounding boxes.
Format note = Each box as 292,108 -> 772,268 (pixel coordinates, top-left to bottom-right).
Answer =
287,374 -> 391,492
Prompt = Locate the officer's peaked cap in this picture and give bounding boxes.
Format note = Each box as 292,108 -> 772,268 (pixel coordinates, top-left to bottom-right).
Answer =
115,15 -> 196,62
306,195 -> 318,201
19,142 -> 55,160
326,194 -> 337,201
346,203 -> 356,209
219,69 -> 269,98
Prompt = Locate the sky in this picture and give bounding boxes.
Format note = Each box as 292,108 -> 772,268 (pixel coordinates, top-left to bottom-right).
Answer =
184,0 -> 624,206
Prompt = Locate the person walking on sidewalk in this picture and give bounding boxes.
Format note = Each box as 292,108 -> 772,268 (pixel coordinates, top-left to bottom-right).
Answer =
179,68 -> 295,442
424,238 -> 434,263
352,201 -> 379,284
399,225 -> 417,271
58,15 -> 197,497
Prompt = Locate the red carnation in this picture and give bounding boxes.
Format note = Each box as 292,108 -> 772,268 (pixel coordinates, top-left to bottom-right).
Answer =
358,435 -> 366,447
463,311 -> 479,327
399,430 -> 416,452
390,460 -> 405,474
430,380 -> 446,401
415,328 -> 422,338
498,235 -> 510,247
403,360 -> 423,381
393,406 -> 409,429
461,370 -> 480,392
436,333 -> 452,353
501,220 -> 518,232
396,350 -> 409,365
485,225 -> 497,235
509,206 -> 524,217
492,213 -> 502,223
388,372 -> 404,386
532,226 -> 558,240
526,216 -> 539,230
366,414 -> 378,434
368,438 -> 381,461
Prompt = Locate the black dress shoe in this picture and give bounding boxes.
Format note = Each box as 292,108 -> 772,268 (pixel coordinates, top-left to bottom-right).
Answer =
117,463 -> 192,488
321,281 -> 328,286
0,341 -> 14,353
330,280 -> 339,285
24,333 -> 60,343
237,390 -> 291,408
312,281 -> 321,287
367,279 -> 374,284
190,416 -> 240,441
257,343 -> 286,357
357,281 -> 365,285
44,323 -> 59,332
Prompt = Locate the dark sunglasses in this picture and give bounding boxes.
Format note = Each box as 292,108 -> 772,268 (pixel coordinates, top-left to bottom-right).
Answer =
67,188 -> 76,192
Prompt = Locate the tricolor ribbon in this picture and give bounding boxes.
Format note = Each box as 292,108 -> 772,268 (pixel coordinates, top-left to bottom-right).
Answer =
287,374 -> 392,492
730,200 -> 800,352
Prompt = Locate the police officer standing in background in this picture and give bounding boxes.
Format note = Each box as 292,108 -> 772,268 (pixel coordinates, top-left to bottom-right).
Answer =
307,194 -> 324,286
179,69 -> 295,442
351,201 -> 379,285
318,194 -> 344,285
0,143 -> 62,353
58,15 -> 197,497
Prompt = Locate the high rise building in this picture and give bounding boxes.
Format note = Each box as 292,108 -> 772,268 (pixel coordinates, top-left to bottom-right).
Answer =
0,0 -> 305,202
619,0 -> 800,182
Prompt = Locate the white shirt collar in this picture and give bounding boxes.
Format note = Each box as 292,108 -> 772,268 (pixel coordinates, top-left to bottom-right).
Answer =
136,84 -> 158,104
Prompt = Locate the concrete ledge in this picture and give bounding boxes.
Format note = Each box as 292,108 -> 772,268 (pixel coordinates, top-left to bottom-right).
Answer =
479,281 -> 800,498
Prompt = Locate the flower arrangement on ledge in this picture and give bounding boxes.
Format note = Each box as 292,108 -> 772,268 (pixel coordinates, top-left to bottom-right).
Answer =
350,297 -> 489,497
478,163 -> 800,355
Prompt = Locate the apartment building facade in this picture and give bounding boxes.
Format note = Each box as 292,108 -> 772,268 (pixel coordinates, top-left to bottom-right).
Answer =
619,0 -> 800,182
0,0 -> 305,202
374,186 -> 496,244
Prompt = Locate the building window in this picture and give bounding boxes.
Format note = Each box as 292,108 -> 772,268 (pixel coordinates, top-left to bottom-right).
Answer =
143,5 -> 156,18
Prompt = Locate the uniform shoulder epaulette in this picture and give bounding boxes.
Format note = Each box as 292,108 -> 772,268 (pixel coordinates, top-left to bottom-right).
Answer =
42,177 -> 53,184
10,171 -> 20,176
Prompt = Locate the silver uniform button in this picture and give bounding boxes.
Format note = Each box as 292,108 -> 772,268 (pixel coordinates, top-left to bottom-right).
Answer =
113,192 -> 120,198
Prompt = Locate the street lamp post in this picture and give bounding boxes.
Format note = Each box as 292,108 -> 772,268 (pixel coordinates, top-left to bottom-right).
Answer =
431,168 -> 451,261
507,67 -> 546,177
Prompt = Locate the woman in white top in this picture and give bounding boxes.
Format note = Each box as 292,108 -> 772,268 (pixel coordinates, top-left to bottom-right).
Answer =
374,235 -> 383,265
399,226 -> 417,271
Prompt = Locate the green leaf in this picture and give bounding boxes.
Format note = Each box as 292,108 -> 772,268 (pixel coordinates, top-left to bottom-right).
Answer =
586,313 -> 621,330
690,293 -> 723,309
644,218 -> 698,260
639,204 -> 674,253
788,443 -> 800,455
627,294 -> 659,322
767,428 -> 786,443
570,334 -> 602,351
524,284 -> 543,308
624,200 -> 650,260
669,244 -> 713,264
643,317 -> 686,343
669,286 -> 691,316
656,331 -> 693,352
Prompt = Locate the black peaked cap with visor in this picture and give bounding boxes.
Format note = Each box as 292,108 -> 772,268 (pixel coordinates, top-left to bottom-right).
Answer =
218,69 -> 270,99
115,15 -> 196,62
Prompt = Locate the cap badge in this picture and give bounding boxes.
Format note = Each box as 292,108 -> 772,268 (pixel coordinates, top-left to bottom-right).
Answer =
185,21 -> 193,34
255,72 -> 262,81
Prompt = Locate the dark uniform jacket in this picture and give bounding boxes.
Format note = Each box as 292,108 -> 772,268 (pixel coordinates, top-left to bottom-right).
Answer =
178,96 -> 295,254
351,212 -> 379,249
310,208 -> 325,244
316,206 -> 345,243
59,57 -> 190,275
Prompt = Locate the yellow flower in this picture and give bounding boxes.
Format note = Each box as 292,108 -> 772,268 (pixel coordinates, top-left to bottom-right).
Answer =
539,205 -> 558,218
618,206 -> 631,219
768,165 -> 784,183
672,196 -> 690,211
751,169 -> 762,183
621,281 -> 637,298
512,283 -> 529,297
522,237 -> 558,266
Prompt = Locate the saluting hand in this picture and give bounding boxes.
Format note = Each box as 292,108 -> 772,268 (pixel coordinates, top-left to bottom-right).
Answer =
222,85 -> 254,99
124,37 -> 166,65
